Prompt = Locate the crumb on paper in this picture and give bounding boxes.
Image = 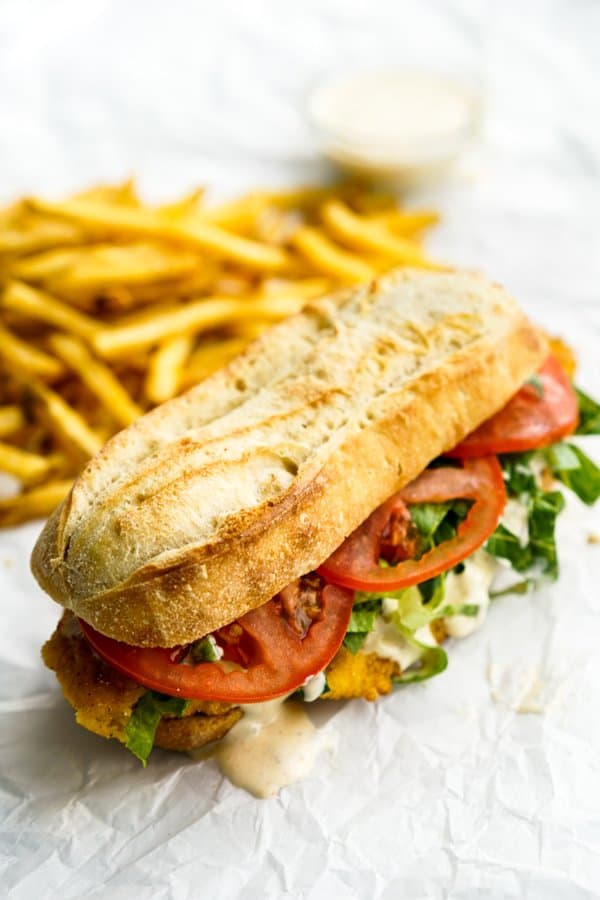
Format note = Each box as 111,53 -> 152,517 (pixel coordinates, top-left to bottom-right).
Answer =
487,663 -> 551,714
587,533 -> 600,545
3,556 -> 14,568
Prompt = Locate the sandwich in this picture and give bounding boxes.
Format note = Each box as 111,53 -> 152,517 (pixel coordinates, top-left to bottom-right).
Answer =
32,269 -> 600,777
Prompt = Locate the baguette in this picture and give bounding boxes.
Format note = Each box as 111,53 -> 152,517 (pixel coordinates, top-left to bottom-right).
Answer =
31,269 -> 547,646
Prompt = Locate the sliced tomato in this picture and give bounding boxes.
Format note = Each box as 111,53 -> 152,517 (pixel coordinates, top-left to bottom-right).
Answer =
318,457 -> 505,591
79,578 -> 353,704
449,356 -> 578,457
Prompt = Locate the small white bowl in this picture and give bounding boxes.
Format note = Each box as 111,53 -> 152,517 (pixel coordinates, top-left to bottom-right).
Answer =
308,68 -> 482,187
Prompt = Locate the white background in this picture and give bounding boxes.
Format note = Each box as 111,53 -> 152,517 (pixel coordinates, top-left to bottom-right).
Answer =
1,1 -> 600,898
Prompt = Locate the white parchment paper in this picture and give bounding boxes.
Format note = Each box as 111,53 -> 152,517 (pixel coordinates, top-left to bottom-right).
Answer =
1,2 -> 600,897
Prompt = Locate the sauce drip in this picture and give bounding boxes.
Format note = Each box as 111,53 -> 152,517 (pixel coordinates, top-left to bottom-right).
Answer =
197,697 -> 336,798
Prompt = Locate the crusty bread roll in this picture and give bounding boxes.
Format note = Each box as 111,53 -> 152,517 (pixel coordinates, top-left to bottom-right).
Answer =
31,269 -> 546,646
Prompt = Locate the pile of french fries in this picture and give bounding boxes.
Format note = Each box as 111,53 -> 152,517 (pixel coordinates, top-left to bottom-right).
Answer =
0,179 -> 441,526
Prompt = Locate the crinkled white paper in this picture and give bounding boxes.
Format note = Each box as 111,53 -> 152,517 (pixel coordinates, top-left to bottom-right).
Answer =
2,2 -> 600,897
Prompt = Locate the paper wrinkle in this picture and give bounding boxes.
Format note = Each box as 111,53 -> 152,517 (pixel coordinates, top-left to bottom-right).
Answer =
1,1 -> 600,897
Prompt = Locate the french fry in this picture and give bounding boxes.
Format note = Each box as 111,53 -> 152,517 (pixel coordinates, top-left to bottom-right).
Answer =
228,320 -> 272,341
8,246 -> 85,282
251,294 -> 308,319
258,276 -> 332,301
26,380 -> 103,458
200,194 -> 267,231
0,216 -> 85,258
367,209 -> 440,235
49,333 -> 143,427
2,281 -> 99,340
26,198 -> 292,272
157,188 -> 205,222
73,178 -> 140,207
0,441 -> 56,483
145,334 -> 194,405
0,405 -> 26,437
200,186 -> 339,231
0,479 -> 73,526
182,337 -> 250,388
92,296 -> 251,358
10,244 -> 203,293
321,200 -> 441,268
292,226 -> 375,283
0,324 -> 64,380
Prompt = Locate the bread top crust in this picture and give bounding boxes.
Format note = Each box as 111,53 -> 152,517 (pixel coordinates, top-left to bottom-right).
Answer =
31,269 -> 547,646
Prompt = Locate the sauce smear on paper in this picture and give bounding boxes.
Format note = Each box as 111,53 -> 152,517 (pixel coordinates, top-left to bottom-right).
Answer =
199,698 -> 335,798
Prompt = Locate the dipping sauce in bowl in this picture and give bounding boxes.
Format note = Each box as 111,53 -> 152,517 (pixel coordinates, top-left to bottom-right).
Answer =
308,68 -> 481,185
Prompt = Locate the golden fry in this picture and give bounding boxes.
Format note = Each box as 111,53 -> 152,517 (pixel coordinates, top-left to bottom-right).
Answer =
73,178 -> 140,207
182,337 -> 250,388
8,246 -> 85,282
368,209 -> 440,235
200,185 -> 340,231
145,334 -> 194,405
0,440 -> 55,483
200,194 -> 266,231
0,479 -> 73,526
156,188 -> 205,221
228,320 -> 272,341
26,198 -> 291,272
258,276 -> 332,301
92,296 -> 250,358
0,216 -> 84,258
292,226 -> 375,283
49,333 -> 143,427
10,243 -> 202,292
0,405 -> 26,437
2,281 -> 99,340
321,200 -> 441,268
26,380 -> 103,458
0,324 -> 64,380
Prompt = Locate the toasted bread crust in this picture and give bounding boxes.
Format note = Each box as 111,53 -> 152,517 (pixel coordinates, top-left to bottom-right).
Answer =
32,270 -> 547,646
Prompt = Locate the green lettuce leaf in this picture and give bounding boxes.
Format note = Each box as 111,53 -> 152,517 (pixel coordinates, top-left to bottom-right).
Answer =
343,632 -> 369,654
408,499 -> 471,554
189,635 -> 221,662
408,502 -> 454,538
527,489 -> 565,578
125,692 -> 190,765
487,450 -> 565,580
499,452 -> 538,498
575,387 -> 600,435
392,626 -> 448,684
343,599 -> 382,654
544,442 -> 600,506
485,523 -> 533,573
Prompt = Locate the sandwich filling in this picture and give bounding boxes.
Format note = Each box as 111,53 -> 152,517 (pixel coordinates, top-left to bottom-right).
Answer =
42,351 -> 600,764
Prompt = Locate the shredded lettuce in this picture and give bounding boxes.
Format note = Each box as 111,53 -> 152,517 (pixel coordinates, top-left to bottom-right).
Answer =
189,635 -> 221,662
125,691 -> 189,765
487,454 -> 565,580
544,442 -> 600,506
343,599 -> 382,654
408,499 -> 471,554
575,386 -> 600,435
391,626 -> 448,684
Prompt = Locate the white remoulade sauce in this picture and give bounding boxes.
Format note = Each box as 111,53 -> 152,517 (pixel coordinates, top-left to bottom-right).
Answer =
308,69 -> 480,183
443,550 -> 497,639
196,696 -> 336,799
